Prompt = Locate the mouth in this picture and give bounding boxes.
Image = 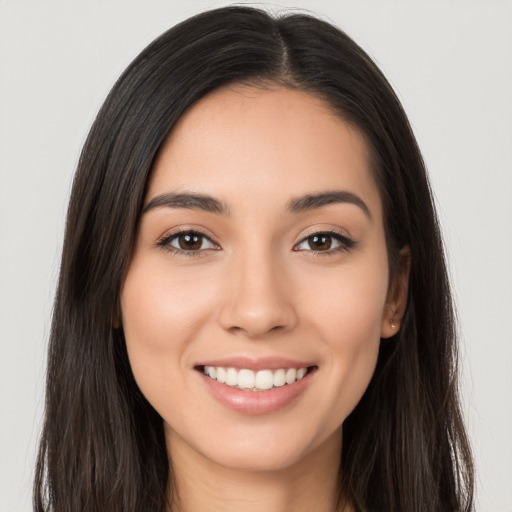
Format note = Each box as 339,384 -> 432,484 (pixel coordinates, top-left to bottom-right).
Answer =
194,357 -> 318,414
197,365 -> 317,392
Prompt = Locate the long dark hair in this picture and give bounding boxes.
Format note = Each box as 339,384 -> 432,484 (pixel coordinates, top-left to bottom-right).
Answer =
34,6 -> 474,511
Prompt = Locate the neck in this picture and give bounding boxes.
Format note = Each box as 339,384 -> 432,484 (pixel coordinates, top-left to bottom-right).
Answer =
166,427 -> 348,512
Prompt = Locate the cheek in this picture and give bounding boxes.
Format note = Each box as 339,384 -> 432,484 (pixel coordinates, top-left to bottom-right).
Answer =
119,258 -> 218,401
298,258 -> 388,418
331,267 -> 387,359
301,254 -> 389,343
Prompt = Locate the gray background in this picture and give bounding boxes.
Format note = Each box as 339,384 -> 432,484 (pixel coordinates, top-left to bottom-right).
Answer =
1,1 -> 511,510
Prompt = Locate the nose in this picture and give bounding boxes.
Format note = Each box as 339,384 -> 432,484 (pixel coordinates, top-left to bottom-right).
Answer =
218,249 -> 298,339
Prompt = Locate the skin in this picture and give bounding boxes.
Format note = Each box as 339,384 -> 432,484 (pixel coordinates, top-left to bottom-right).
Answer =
120,85 -> 408,512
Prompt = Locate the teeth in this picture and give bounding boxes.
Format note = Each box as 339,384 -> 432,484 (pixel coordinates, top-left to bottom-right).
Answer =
255,370 -> 273,390
203,365 -> 310,391
297,367 -> 307,379
226,368 -> 238,386
238,369 -> 255,389
216,367 -> 226,384
273,369 -> 286,387
285,368 -> 297,384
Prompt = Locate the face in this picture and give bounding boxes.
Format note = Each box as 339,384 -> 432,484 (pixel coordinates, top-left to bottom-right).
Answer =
120,85 -> 401,472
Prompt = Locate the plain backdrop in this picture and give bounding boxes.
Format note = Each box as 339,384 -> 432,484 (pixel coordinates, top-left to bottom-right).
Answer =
0,1 -> 511,511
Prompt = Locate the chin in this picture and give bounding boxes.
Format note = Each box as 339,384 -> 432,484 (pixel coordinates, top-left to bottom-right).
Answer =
168,420 -> 343,475
208,442 -> 306,472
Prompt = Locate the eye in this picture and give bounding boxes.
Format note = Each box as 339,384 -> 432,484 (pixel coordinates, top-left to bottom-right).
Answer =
294,231 -> 355,254
157,230 -> 219,255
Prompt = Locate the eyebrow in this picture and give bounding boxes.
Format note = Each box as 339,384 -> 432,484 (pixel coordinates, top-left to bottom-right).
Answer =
143,189 -> 371,219
287,190 -> 372,219
143,192 -> 230,215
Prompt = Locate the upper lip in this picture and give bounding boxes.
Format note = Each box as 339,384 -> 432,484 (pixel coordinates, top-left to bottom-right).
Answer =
194,356 -> 315,371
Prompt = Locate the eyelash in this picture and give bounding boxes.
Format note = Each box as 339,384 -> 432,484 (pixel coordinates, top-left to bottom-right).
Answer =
294,230 -> 356,256
157,230 -> 220,258
157,229 -> 355,257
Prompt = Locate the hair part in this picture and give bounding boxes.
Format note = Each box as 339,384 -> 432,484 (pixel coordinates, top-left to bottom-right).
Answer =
35,6 -> 474,511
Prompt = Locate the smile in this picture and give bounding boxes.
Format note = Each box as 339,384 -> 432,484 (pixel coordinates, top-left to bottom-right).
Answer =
202,366 -> 309,391
197,363 -> 317,415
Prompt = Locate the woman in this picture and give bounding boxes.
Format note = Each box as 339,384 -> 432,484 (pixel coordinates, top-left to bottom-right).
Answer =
34,6 -> 474,511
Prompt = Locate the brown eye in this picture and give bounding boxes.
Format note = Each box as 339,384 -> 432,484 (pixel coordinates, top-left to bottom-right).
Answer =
158,230 -> 218,254
294,231 -> 355,254
307,234 -> 332,251
177,233 -> 203,250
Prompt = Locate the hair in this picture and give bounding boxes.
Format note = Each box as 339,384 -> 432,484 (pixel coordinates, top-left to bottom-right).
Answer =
34,6 -> 474,512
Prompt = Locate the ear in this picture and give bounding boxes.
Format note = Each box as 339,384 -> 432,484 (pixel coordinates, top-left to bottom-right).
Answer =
381,246 -> 411,338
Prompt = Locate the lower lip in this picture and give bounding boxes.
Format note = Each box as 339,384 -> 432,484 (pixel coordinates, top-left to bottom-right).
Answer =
198,369 -> 314,415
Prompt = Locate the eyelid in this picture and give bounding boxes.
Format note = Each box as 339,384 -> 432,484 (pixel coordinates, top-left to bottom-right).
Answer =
156,228 -> 221,256
293,228 -> 356,254
155,225 -> 355,257
296,225 -> 351,241
156,224 -> 220,245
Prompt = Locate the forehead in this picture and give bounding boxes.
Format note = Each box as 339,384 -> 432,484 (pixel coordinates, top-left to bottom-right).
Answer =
148,85 -> 382,221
